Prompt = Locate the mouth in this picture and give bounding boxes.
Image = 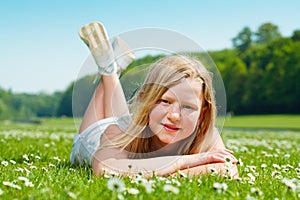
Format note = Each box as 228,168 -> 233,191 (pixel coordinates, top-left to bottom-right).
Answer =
162,123 -> 180,132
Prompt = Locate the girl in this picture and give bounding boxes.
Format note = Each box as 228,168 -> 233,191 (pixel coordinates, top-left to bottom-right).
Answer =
70,22 -> 238,178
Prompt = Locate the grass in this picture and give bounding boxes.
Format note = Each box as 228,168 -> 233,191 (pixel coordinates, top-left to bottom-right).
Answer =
0,115 -> 299,199
224,115 -> 300,130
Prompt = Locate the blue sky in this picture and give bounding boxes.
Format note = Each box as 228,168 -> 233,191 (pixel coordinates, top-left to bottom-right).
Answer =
0,0 -> 299,93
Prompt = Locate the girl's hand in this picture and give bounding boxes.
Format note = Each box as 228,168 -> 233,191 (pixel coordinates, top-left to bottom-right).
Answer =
178,148 -> 238,170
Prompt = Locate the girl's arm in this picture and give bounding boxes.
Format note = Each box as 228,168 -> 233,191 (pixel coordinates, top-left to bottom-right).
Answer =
92,126 -> 237,177
92,147 -> 237,177
179,162 -> 239,178
181,128 -> 238,178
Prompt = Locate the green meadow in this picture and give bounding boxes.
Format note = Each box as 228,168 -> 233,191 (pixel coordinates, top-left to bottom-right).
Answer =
0,115 -> 299,199
224,115 -> 300,131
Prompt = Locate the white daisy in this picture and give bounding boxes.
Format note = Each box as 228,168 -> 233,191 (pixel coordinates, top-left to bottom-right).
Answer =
35,155 -> 41,160
9,160 -> 16,164
15,167 -> 24,172
247,173 -> 256,182
3,181 -> 21,190
163,184 -> 179,194
213,182 -> 228,193
261,164 -> 267,169
53,156 -> 61,162
237,158 -> 244,166
224,156 -> 232,163
282,178 -> 297,191
141,181 -> 153,193
23,154 -> 29,161
107,178 -> 126,193
127,188 -> 139,195
1,161 -> 8,166
24,181 -> 34,187
250,187 -> 263,196
18,177 -> 29,182
284,154 -> 290,158
272,164 -> 281,170
209,167 -> 217,175
67,191 -> 77,199
177,170 -> 188,178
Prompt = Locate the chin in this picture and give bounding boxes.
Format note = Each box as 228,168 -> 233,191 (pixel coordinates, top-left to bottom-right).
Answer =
157,137 -> 177,145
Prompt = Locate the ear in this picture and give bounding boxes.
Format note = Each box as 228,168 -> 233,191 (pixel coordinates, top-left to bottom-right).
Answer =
137,89 -> 145,101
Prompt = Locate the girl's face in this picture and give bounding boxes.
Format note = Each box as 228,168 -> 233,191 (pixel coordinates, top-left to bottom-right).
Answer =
148,78 -> 203,147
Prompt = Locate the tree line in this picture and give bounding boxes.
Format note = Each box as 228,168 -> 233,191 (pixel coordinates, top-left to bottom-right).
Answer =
0,22 -> 299,120
211,22 -> 300,114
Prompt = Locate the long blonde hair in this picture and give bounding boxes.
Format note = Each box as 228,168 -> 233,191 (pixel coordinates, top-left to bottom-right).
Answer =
102,55 -> 216,158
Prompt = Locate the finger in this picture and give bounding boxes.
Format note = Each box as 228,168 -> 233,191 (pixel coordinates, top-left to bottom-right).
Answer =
224,155 -> 238,164
212,148 -> 233,155
210,154 -> 226,163
225,149 -> 234,154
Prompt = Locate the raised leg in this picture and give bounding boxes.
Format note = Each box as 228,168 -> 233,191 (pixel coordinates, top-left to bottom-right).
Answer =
78,22 -> 133,133
78,72 -> 129,133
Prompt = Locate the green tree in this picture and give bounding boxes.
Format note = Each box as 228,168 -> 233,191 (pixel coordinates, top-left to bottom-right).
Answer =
291,30 -> 300,41
211,50 -> 248,114
56,83 -> 73,117
35,92 -> 59,117
0,99 -> 8,119
72,75 -> 97,118
232,27 -> 253,52
242,37 -> 300,113
0,88 -> 15,119
255,22 -> 282,44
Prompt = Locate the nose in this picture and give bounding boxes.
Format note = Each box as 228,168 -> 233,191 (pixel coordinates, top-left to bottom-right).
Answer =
167,103 -> 181,122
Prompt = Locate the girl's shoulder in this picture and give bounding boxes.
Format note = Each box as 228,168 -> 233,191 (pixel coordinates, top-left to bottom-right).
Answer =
198,128 -> 225,153
102,115 -> 132,141
117,115 -> 132,129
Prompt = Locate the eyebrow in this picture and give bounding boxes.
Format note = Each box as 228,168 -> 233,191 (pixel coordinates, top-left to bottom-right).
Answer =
162,93 -> 200,107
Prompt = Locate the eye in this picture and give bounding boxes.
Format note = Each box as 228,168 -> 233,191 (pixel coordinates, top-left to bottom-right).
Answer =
161,99 -> 171,104
158,99 -> 171,105
182,105 -> 197,111
182,105 -> 193,110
